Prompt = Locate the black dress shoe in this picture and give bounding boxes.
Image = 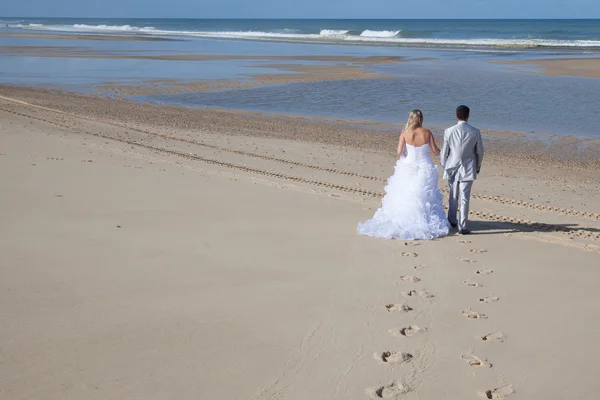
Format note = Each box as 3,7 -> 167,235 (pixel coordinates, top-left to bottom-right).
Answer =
450,223 -> 458,229
459,229 -> 471,235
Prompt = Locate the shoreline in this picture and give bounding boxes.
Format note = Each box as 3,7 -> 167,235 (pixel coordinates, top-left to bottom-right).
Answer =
2,37 -> 600,139
3,30 -> 600,52
1,84 -> 599,175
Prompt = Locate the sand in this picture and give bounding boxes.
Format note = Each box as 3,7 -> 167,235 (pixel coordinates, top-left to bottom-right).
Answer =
4,85 -> 600,170
0,46 -> 408,93
493,57 -> 600,78
1,87 -> 600,399
0,46 -> 405,65
97,64 -> 395,96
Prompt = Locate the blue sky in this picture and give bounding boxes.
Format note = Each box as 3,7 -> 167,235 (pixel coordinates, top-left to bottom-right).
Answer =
1,0 -> 598,19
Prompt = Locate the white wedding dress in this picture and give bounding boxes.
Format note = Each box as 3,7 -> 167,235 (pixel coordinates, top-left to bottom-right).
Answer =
358,144 -> 450,240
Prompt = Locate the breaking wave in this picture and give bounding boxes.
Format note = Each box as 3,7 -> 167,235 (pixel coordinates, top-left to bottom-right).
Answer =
7,23 -> 600,49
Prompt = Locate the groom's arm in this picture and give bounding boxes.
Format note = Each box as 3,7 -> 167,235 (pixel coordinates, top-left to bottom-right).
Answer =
475,129 -> 484,173
440,129 -> 450,167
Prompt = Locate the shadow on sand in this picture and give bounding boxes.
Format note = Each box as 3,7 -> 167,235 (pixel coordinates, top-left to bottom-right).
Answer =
449,219 -> 600,238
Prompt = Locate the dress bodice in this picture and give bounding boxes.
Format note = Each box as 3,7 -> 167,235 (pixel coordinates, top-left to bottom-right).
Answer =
405,144 -> 432,164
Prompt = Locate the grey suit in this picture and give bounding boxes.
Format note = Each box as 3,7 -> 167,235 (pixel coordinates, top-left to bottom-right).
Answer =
440,121 -> 484,231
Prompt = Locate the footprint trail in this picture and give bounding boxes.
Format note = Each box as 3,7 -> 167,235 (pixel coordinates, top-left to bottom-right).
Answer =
462,310 -> 488,319
389,325 -> 424,337
385,304 -> 413,313
462,352 -> 492,368
479,296 -> 500,303
479,332 -> 505,343
366,381 -> 409,399
374,351 -> 413,364
463,279 -> 483,288
479,384 -> 516,399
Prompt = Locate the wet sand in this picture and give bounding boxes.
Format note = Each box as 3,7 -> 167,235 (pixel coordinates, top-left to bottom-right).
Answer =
98,64 -> 395,95
1,85 -> 599,172
494,57 -> 600,78
0,45 -> 406,65
1,84 -> 600,400
0,46 -> 409,91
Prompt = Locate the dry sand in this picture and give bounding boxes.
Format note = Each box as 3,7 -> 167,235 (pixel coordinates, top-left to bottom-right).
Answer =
1,87 -> 600,399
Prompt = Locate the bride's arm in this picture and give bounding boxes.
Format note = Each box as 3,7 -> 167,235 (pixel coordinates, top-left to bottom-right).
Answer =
428,130 -> 441,156
397,130 -> 406,157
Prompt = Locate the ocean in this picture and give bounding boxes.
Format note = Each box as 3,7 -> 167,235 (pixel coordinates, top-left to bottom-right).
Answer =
1,18 -> 600,138
2,18 -> 600,50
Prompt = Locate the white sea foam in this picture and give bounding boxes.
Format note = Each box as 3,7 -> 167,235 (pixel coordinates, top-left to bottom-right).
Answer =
347,35 -> 600,48
73,24 -> 152,31
8,23 -> 600,49
9,23 -> 44,29
359,30 -> 401,37
319,29 -> 350,36
15,23 -> 155,33
173,30 -> 322,40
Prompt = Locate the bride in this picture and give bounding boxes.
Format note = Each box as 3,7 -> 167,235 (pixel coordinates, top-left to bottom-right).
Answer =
358,109 -> 450,240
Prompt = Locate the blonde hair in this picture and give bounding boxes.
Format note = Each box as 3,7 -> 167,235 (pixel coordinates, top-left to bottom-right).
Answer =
405,109 -> 424,133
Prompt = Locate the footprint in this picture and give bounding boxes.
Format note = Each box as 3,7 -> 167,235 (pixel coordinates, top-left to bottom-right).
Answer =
366,381 -> 410,399
402,290 -> 434,299
413,264 -> 426,270
389,325 -> 424,337
399,275 -> 421,283
470,249 -> 488,254
476,269 -> 494,275
479,296 -> 500,303
401,252 -> 418,257
479,384 -> 515,399
479,332 -> 505,343
385,304 -> 413,313
463,279 -> 483,288
459,240 -> 472,244
462,352 -> 492,368
458,257 -> 476,263
462,310 -> 487,319
404,242 -> 422,247
374,351 -> 413,364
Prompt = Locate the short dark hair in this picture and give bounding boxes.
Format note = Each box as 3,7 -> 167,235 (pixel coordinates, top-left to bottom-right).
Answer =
456,105 -> 470,121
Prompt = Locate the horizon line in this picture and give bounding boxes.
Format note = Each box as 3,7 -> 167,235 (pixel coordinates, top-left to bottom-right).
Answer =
2,16 -> 600,20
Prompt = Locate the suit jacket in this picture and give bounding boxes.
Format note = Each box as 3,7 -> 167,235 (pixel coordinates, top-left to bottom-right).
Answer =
441,121 -> 484,181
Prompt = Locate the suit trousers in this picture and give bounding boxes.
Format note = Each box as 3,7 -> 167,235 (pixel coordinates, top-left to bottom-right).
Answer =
447,176 -> 473,231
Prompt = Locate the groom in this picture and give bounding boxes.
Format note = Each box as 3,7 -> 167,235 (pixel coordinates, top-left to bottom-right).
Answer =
441,105 -> 484,235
